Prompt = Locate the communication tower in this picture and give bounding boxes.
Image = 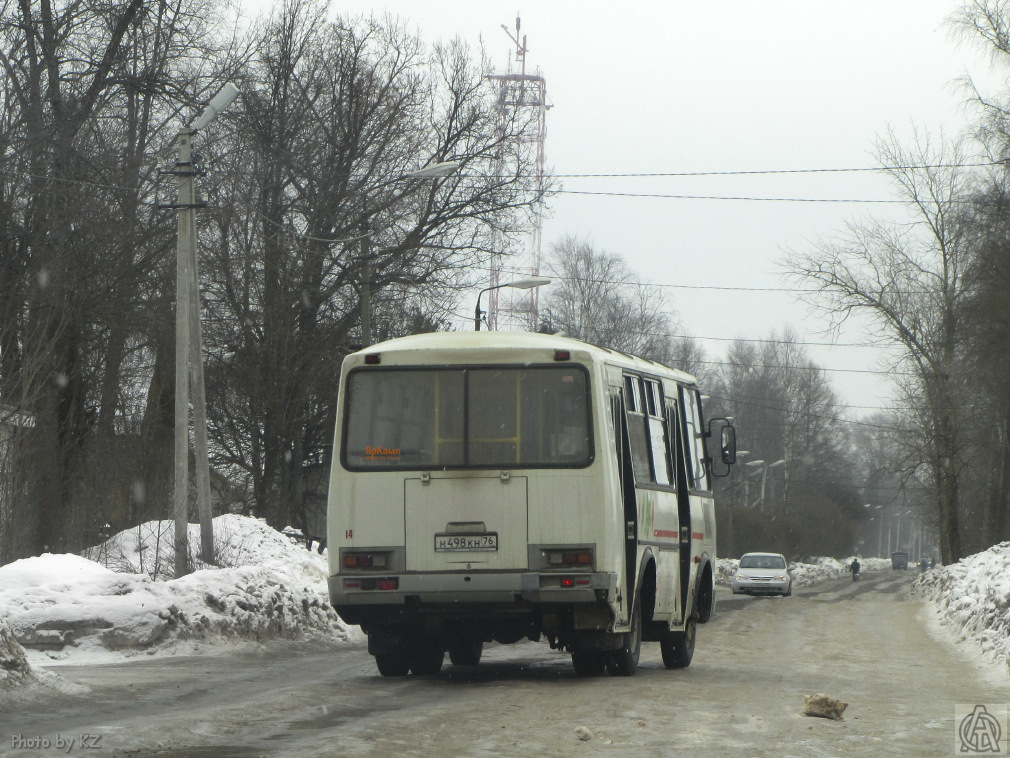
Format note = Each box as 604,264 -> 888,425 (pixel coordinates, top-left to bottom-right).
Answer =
486,16 -> 550,331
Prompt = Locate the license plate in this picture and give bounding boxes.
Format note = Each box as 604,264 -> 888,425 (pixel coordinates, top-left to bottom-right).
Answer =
434,533 -> 498,552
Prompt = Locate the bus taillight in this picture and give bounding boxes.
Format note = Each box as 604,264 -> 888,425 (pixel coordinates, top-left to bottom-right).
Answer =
345,578 -> 399,591
546,549 -> 593,567
343,552 -> 388,569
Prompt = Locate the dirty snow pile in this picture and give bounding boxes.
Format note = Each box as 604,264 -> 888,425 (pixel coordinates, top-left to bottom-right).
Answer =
0,515 -> 357,664
0,618 -> 35,688
716,556 -> 891,588
912,542 -> 1010,674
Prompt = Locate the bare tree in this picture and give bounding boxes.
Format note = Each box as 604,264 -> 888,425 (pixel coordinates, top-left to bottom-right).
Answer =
198,3 -> 549,529
540,235 -> 697,367
951,0 -> 1010,549
0,0 -> 228,558
785,130 -> 978,563
708,332 -> 856,559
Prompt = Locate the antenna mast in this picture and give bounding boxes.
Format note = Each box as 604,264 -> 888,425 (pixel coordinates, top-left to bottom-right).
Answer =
486,15 -> 550,331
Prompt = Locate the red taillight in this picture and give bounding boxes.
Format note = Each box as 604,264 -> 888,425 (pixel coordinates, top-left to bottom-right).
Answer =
364,353 -> 381,364
554,349 -> 570,361
560,577 -> 575,588
343,552 -> 386,568
547,549 -> 593,568
345,578 -> 398,591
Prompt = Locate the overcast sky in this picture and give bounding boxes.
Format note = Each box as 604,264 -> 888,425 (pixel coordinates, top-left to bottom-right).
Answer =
245,0 -> 1005,415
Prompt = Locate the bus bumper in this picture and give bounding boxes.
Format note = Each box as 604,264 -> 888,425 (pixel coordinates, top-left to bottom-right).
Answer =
329,571 -> 617,607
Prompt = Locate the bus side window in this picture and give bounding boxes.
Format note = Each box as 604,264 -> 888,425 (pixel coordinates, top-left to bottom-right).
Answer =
680,387 -> 711,491
644,380 -> 670,486
624,376 -> 652,484
624,375 -> 641,413
623,374 -> 673,487
666,401 -> 686,487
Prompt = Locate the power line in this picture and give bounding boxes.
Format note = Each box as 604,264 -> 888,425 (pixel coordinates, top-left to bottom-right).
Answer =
552,162 -> 998,178
493,264 -> 938,296
693,358 -> 914,377
15,158 -> 1000,203
558,189 -> 907,203
705,393 -> 910,433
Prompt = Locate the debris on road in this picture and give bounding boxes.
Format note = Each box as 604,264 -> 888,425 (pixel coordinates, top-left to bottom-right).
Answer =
802,693 -> 848,720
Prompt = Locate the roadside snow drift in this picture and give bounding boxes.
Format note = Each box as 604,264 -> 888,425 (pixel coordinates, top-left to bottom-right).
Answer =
0,619 -> 35,688
0,515 -> 355,661
913,542 -> 1010,675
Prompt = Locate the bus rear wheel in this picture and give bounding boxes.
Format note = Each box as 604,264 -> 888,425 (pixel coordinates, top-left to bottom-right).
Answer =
408,636 -> 444,676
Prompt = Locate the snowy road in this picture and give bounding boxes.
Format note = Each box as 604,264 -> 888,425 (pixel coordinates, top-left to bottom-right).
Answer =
3,571 -> 1007,757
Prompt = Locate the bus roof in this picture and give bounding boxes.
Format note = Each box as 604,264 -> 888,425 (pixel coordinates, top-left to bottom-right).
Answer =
350,331 -> 698,385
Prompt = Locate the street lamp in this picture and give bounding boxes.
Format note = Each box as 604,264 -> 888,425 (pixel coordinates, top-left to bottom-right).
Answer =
742,460 -> 765,509
724,451 -> 749,558
359,160 -> 460,347
865,504 -> 884,558
174,83 -> 241,577
474,277 -> 552,330
759,459 -> 785,511
895,509 -> 912,552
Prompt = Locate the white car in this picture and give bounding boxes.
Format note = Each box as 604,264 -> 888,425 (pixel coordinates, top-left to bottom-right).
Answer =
731,552 -> 792,596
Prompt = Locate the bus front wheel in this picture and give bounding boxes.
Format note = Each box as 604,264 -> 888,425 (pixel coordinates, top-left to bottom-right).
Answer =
661,614 -> 696,669
375,653 -> 410,677
571,649 -> 606,676
448,639 -> 483,667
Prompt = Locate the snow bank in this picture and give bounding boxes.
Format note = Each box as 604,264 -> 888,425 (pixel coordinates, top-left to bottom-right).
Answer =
0,515 -> 357,662
912,542 -> 1010,675
0,618 -> 35,688
716,556 -> 891,588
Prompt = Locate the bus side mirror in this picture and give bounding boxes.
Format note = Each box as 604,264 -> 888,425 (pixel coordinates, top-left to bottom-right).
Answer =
706,418 -> 736,477
720,424 -> 737,465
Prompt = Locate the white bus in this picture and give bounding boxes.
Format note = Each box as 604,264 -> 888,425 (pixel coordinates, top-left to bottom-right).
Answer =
327,331 -> 736,676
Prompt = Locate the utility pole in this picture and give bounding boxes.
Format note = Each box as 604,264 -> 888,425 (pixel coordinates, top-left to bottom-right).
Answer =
354,161 -> 460,347
172,84 -> 240,577
360,211 -> 371,347
173,128 -> 195,579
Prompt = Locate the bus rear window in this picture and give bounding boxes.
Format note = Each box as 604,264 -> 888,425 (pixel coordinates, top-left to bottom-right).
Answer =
343,366 -> 592,469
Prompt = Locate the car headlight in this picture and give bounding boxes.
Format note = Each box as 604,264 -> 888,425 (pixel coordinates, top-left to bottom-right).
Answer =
775,574 -> 788,581
734,574 -> 745,581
